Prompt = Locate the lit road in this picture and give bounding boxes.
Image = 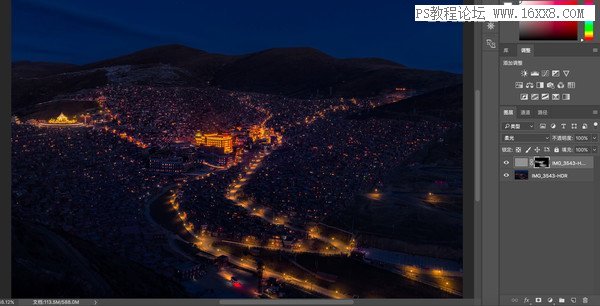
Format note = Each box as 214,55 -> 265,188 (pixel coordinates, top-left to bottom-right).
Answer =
164,190 -> 348,299
224,139 -> 356,255
218,239 -> 341,256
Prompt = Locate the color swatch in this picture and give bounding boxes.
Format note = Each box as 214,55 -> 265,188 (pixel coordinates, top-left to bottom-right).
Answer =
584,0 -> 594,41
519,0 -> 579,41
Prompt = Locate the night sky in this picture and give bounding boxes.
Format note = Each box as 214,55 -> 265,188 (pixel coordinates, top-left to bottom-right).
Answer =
12,0 -> 462,72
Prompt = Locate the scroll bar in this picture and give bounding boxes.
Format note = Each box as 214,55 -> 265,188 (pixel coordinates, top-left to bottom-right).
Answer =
475,89 -> 481,203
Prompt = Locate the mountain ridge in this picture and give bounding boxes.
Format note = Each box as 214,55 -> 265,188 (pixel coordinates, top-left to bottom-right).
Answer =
12,44 -> 461,111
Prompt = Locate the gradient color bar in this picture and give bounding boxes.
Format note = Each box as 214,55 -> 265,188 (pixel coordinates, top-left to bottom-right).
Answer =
519,0 -> 579,41
585,0 -> 594,41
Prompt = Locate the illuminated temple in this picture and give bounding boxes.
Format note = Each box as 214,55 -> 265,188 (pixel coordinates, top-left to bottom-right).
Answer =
249,124 -> 277,143
49,113 -> 78,124
38,113 -> 83,127
194,132 -> 234,154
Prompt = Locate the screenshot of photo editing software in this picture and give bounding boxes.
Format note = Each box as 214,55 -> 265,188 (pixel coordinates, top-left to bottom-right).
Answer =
2,0 -> 599,305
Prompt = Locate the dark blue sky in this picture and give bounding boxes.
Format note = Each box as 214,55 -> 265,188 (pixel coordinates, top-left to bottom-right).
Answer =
12,0 -> 462,72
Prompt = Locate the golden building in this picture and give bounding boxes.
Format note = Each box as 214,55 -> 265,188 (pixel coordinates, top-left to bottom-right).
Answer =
248,125 -> 274,144
195,132 -> 233,154
48,113 -> 78,124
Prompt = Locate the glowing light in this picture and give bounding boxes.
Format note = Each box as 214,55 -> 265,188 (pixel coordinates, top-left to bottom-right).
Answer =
195,132 -> 234,154
48,113 -> 78,124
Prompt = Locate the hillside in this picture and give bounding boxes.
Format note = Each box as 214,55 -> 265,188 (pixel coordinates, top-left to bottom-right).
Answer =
355,84 -> 463,122
85,44 -> 236,83
12,61 -> 79,79
12,69 -> 109,113
12,44 -> 461,111
12,219 -> 188,298
212,47 -> 459,97
212,47 -> 340,96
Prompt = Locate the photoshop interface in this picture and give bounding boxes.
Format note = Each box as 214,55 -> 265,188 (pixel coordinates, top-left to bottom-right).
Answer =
2,0 -> 598,305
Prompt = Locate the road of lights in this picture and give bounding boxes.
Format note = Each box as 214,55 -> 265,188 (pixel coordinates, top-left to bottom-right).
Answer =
167,188 -> 348,299
95,96 -> 150,149
223,118 -> 357,256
